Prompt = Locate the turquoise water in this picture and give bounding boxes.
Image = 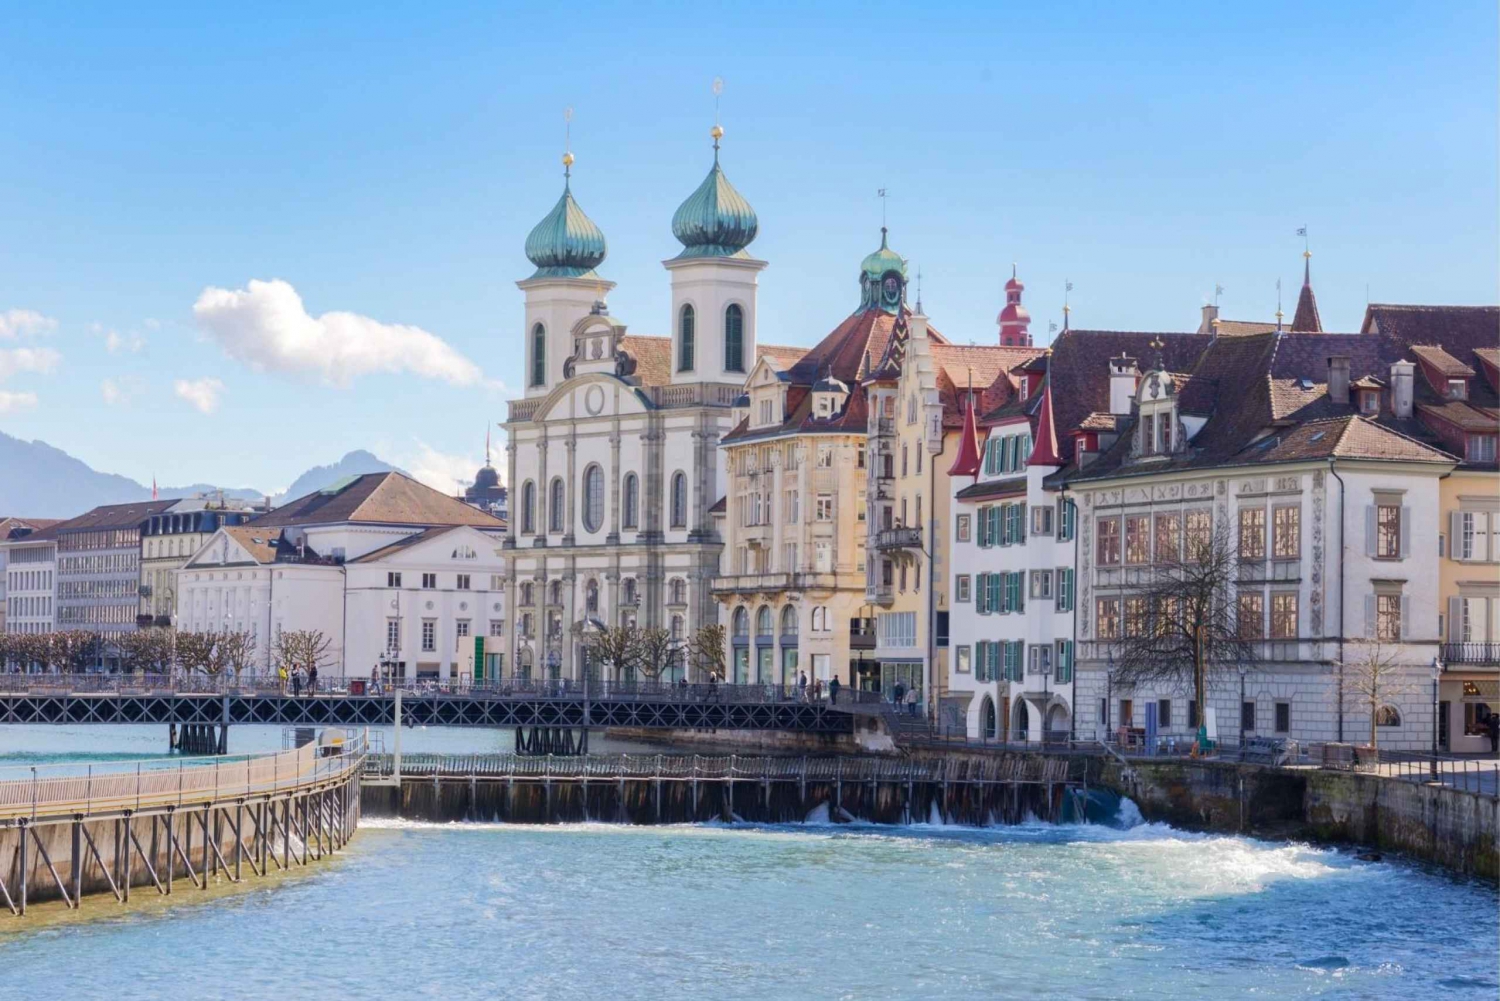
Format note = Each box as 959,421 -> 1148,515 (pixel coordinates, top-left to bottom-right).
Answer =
0,728 -> 1496,999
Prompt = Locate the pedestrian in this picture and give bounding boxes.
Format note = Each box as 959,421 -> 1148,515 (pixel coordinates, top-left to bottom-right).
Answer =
277,664 -> 288,694
308,664 -> 319,695
291,669 -> 302,697
829,675 -> 841,706
370,666 -> 380,696
905,685 -> 918,717
798,670 -> 808,701
893,680 -> 905,709
1487,711 -> 1499,755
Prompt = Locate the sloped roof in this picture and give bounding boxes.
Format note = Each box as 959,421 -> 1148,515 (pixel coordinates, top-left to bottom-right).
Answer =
348,526 -> 462,563
1411,344 -> 1476,378
0,517 -> 63,541
33,499 -> 176,539
1235,416 -> 1455,465
1215,319 -> 1281,336
250,473 -> 505,529
220,525 -> 286,565
1361,303 -> 1499,345
930,343 -> 1042,427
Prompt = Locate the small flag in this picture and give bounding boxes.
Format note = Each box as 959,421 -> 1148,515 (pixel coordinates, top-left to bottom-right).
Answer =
877,188 -> 886,198
1049,322 -> 1058,334
1065,281 -> 1074,293
1215,283 -> 1224,297
151,476 -> 157,500
1295,227 -> 1307,237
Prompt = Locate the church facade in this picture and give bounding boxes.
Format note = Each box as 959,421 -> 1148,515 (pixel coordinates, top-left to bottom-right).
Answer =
500,130 -> 784,681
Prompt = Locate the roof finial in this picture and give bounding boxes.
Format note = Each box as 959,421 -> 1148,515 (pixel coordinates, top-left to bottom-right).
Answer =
1012,262 -> 1017,280
916,266 -> 924,314
710,77 -> 725,162
485,426 -> 491,467
1062,279 -> 1073,331
878,188 -> 888,233
562,106 -> 575,181
1275,277 -> 1284,332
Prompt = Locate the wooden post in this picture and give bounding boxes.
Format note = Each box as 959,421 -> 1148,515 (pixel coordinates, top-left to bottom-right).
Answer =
235,803 -> 244,881
121,816 -> 132,903
17,819 -> 28,916
164,813 -> 174,895
201,804 -> 211,887
71,818 -> 83,905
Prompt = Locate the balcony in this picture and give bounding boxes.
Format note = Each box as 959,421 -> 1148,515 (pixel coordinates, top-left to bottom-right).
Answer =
866,582 -> 894,606
1442,643 -> 1500,667
849,623 -> 876,650
875,527 -> 923,552
871,416 -> 895,437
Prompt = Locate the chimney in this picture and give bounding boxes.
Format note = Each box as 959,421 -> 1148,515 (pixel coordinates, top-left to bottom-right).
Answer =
1328,356 -> 1351,405
1390,360 -> 1415,418
1108,356 -> 1139,415
1198,304 -> 1219,335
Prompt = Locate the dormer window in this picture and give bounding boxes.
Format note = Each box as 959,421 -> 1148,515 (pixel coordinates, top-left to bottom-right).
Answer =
758,399 -> 774,425
1468,434 -> 1497,463
1135,371 -> 1177,459
1359,391 -> 1380,415
1447,378 -> 1468,401
1018,379 -> 1028,402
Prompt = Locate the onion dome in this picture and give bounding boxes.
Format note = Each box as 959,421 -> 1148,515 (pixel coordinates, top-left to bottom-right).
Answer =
671,127 -> 759,259
858,227 -> 908,313
524,154 -> 607,279
861,227 -> 906,284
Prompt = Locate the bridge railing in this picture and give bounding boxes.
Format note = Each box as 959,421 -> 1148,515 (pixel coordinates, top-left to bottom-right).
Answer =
0,673 -> 885,707
0,732 -> 367,822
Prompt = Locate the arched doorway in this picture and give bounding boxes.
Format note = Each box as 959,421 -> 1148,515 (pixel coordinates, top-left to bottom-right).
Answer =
1046,702 -> 1070,741
1012,699 -> 1029,741
981,696 -> 997,740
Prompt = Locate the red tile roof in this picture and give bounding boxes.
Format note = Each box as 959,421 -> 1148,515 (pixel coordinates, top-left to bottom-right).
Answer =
250,473 -> 505,529
947,391 -> 983,477
1410,344 -> 1476,378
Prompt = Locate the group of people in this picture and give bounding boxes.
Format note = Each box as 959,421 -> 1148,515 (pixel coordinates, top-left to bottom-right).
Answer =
276,663 -> 318,696
792,671 -> 842,704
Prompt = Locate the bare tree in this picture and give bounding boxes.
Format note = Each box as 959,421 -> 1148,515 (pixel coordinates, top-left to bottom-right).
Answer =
175,630 -> 217,675
218,630 -> 257,678
635,627 -> 680,684
1338,640 -> 1416,751
1106,523 -> 1258,734
584,626 -> 642,682
275,630 -> 333,678
688,623 -> 728,683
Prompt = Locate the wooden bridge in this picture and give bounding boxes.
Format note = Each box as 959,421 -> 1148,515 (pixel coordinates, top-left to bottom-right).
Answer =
0,735 -> 365,916
360,751 -> 1086,827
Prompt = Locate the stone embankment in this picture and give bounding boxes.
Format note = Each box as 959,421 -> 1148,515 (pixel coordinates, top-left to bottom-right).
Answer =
1092,754 -> 1498,881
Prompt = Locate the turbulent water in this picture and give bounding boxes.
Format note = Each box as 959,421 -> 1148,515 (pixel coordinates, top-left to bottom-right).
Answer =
1,728 -> 1496,1000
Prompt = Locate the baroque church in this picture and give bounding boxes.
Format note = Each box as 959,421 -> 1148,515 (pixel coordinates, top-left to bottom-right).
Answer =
501,126 -> 800,681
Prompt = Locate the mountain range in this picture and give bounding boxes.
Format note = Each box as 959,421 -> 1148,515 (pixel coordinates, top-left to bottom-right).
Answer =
0,430 -> 404,519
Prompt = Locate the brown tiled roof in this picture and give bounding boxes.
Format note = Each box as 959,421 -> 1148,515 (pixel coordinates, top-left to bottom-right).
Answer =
41,499 -> 176,537
1475,347 -> 1499,369
618,335 -> 671,388
1216,319 -> 1281,336
930,343 -> 1042,427
250,473 -> 505,529
1291,260 -> 1322,333
1076,412 -> 1119,431
0,517 -> 63,541
708,496 -> 727,515
1237,416 -> 1454,465
1411,344 -> 1476,378
221,525 -> 285,565
1418,401 -> 1500,433
757,343 -> 810,369
1362,303 -> 1499,343
954,475 -> 1028,501
1351,375 -> 1386,389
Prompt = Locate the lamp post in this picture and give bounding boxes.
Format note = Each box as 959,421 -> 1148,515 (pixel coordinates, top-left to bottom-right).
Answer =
1238,661 -> 1248,755
1431,654 -> 1442,778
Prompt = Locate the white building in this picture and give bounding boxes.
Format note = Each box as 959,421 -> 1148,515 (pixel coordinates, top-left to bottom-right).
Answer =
176,472 -> 506,680
502,130 -> 788,682
947,372 -> 1078,741
2,532 -> 57,637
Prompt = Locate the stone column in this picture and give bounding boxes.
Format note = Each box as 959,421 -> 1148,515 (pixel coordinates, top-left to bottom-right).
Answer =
504,429 -> 518,549
535,439 -> 549,547
607,419 -> 622,544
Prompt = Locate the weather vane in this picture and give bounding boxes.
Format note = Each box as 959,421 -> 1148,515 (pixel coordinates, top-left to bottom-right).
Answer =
878,188 -> 888,229
1297,225 -> 1309,257
711,77 -> 725,152
562,106 -> 574,176
1214,283 -> 1224,307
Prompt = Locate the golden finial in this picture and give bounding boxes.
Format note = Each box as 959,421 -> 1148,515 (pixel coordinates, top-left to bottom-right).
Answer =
562,107 -> 574,177
711,77 -> 725,155
1149,335 -> 1165,352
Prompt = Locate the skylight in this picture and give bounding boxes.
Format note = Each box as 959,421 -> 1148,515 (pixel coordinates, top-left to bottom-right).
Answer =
1308,432 -> 1326,443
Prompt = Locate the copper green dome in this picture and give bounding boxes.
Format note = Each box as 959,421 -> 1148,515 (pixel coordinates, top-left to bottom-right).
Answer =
858,227 -> 907,313
671,136 -> 758,259
525,172 -> 607,279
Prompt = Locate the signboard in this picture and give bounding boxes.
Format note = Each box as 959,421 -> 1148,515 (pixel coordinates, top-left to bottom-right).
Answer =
1204,706 -> 1219,741
473,636 -> 485,682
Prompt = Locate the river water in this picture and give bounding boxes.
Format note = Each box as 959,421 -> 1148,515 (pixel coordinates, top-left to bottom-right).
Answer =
1,727 -> 1495,1000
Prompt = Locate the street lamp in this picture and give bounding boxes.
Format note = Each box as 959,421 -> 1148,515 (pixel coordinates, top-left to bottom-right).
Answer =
1431,654 -> 1442,778
1238,660 -> 1249,755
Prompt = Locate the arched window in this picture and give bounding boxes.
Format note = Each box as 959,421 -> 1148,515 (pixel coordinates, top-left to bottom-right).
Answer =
622,577 -> 637,605
732,607 -> 749,637
521,481 -> 536,534
548,580 -> 562,605
669,578 -> 686,605
780,605 -> 798,636
756,606 -> 773,638
622,473 -> 639,529
678,304 -> 695,372
585,578 -> 599,614
811,606 -> 827,631
582,464 -> 604,533
1375,705 -> 1403,727
548,478 -> 565,533
671,614 -> 685,641
670,471 -> 688,528
530,323 -> 546,387
724,304 -> 745,373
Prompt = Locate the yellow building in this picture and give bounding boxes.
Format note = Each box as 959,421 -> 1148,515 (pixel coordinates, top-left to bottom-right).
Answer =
1437,466 -> 1500,752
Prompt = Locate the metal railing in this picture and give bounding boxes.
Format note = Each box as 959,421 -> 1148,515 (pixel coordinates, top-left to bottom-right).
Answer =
875,527 -> 923,551
1441,642 -> 1500,666
0,732 -> 367,822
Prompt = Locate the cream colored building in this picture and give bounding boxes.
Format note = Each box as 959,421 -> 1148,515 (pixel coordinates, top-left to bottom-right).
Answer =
140,495 -> 261,626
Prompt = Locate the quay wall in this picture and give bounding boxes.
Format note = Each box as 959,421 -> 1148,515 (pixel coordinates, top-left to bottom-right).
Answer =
1094,756 -> 1499,881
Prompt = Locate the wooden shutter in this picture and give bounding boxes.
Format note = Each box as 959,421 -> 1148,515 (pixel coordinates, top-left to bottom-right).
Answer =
1364,505 -> 1377,556
1449,511 -> 1462,561
1448,596 -> 1463,642
1400,507 -> 1412,559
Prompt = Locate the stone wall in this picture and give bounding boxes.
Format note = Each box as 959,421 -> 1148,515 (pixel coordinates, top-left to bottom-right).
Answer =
1095,756 -> 1498,881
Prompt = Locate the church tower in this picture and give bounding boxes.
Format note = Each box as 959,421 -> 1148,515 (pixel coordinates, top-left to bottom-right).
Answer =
518,151 -> 611,398
997,266 -> 1032,346
665,124 -> 766,387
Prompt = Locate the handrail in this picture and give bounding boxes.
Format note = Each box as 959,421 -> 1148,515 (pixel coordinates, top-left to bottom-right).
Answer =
0,734 -> 367,822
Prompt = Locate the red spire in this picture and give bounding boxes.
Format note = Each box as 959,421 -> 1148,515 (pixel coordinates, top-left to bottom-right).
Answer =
1027,379 -> 1062,466
947,389 -> 983,478
1291,252 -> 1322,333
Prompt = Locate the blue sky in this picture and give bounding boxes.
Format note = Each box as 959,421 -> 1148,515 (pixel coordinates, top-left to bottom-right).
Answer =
0,1 -> 1494,495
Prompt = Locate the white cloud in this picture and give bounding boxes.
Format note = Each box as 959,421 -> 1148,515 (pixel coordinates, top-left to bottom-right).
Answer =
102,376 -> 145,406
103,329 -> 146,354
192,278 -> 486,387
401,439 -> 489,494
0,390 -> 38,414
0,346 -> 62,381
173,377 -> 225,414
0,309 -> 57,339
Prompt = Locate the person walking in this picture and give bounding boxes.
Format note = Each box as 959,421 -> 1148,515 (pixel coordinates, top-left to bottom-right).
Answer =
905,685 -> 919,717
277,663 -> 288,695
893,680 -> 905,711
1487,711 -> 1499,755
829,675 -> 841,706
798,670 -> 808,702
291,669 -> 302,698
308,664 -> 319,695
